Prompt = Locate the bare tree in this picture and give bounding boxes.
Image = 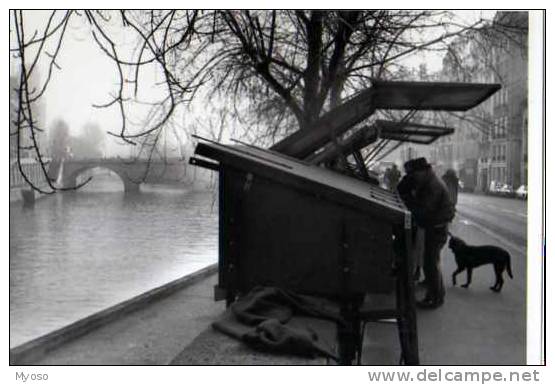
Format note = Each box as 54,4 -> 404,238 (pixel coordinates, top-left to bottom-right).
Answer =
10,10 -> 523,192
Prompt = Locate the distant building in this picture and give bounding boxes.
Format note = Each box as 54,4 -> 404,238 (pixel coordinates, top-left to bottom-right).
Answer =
488,11 -> 528,190
10,62 -> 48,161
9,74 -> 19,162
9,60 -> 48,188
430,11 -> 528,191
432,29 -> 489,191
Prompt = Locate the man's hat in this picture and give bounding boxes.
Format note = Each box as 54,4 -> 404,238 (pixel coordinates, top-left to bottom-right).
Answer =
404,157 -> 431,173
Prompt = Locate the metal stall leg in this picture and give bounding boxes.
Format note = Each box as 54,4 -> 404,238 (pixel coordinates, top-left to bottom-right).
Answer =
338,297 -> 364,365
222,168 -> 247,307
394,225 -> 419,365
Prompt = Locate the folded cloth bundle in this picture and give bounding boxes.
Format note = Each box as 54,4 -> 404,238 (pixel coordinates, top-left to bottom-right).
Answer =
213,286 -> 341,360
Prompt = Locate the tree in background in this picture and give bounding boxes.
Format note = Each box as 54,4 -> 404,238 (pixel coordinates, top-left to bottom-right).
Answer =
9,10 -> 528,192
48,119 -> 71,161
71,123 -> 106,159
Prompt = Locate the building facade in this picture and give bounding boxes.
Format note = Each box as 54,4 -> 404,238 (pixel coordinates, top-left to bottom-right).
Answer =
431,11 -> 528,192
9,62 -> 48,188
487,11 -> 528,191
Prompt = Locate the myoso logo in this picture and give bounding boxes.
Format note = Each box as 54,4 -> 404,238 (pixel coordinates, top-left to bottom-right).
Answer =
15,372 -> 49,382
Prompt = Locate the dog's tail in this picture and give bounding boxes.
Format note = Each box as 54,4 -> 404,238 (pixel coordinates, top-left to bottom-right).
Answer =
506,253 -> 514,279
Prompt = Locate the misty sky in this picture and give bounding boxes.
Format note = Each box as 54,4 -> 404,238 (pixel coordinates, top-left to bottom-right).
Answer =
10,10 -> 497,157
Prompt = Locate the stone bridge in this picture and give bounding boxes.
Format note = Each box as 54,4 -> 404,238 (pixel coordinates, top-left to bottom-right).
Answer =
57,158 -> 186,192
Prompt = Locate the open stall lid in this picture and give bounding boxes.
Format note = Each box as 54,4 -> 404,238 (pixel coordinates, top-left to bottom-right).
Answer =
371,79 -> 501,111
376,120 -> 455,145
271,79 -> 500,159
306,117 -> 455,164
193,139 -> 409,224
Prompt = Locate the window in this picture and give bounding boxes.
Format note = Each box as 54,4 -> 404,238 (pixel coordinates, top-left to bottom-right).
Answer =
495,115 -> 509,138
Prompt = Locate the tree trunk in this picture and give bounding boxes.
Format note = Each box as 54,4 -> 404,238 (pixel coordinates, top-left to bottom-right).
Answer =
301,11 -> 324,130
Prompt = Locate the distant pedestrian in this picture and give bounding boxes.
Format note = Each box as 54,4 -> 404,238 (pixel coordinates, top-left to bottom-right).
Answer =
442,169 -> 459,206
383,167 -> 391,189
387,164 -> 401,191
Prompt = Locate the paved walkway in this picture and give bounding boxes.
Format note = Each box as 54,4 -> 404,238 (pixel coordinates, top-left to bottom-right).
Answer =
30,214 -> 526,365
33,274 -> 226,365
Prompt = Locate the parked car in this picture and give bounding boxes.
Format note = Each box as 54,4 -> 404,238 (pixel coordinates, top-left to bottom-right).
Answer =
515,185 -> 528,199
488,181 -> 516,197
488,181 -> 502,194
498,184 -> 514,197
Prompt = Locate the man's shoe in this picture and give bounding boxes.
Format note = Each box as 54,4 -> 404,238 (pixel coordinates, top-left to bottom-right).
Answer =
416,298 -> 444,309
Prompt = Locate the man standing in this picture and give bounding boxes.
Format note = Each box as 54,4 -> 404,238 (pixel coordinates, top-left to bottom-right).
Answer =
397,158 -> 455,309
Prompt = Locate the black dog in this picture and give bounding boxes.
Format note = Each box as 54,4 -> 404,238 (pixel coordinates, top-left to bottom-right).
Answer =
448,234 -> 513,292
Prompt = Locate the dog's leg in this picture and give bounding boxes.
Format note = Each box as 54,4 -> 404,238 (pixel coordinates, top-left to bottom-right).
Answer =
496,276 -> 504,292
492,264 -> 504,292
452,267 -> 464,286
495,265 -> 505,293
490,282 -> 499,292
491,264 -> 500,291
461,268 -> 472,288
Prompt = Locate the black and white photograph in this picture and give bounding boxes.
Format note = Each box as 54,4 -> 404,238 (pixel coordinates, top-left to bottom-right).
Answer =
8,8 -> 545,373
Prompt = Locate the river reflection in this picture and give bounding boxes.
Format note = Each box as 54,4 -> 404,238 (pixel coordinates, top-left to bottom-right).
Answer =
9,176 -> 218,347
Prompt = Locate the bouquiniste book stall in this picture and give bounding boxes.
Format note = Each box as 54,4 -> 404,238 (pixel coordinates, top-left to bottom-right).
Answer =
190,79 -> 500,365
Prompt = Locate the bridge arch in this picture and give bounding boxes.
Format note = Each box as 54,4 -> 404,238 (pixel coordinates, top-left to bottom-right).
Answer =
63,163 -> 140,193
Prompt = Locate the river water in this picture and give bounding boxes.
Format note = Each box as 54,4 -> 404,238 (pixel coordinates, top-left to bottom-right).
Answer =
9,176 -> 218,347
